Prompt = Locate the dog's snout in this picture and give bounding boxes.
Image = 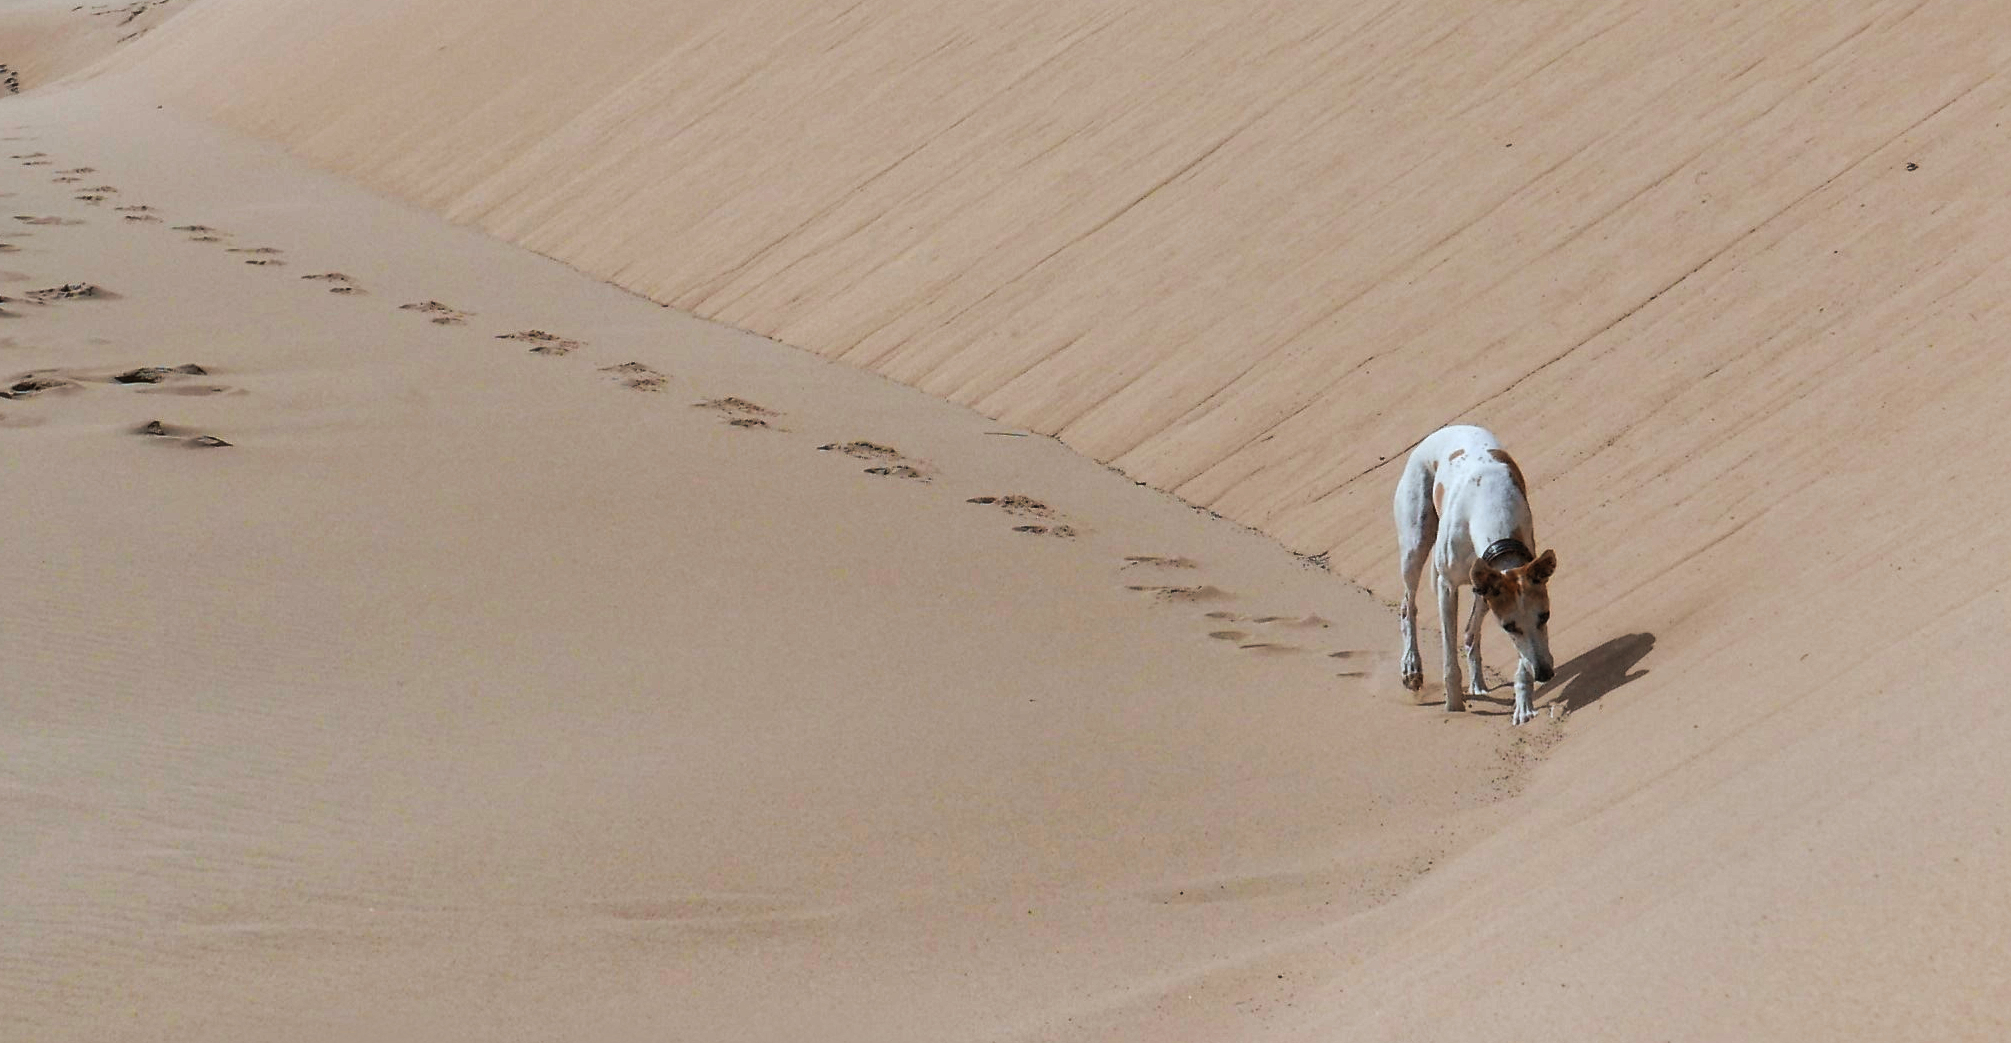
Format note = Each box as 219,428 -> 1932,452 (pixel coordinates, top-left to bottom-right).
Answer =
1535,664 -> 1555,684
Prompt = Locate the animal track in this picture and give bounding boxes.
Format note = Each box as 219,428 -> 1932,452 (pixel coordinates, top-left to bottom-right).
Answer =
600,362 -> 667,391
696,397 -> 778,428
136,419 -> 231,447
300,272 -> 362,294
226,246 -> 281,255
817,440 -> 932,480
968,493 -> 1076,535
124,214 -> 162,223
496,329 -> 583,356
20,283 -> 101,302
1123,555 -> 1198,569
244,258 -> 285,266
2,363 -> 230,398
966,494 -> 1053,518
400,300 -> 470,324
14,215 -> 82,226
114,364 -> 208,384
1127,584 -> 1231,603
0,373 -> 79,398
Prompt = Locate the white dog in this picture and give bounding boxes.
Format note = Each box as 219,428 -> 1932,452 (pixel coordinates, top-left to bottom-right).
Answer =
1393,425 -> 1556,724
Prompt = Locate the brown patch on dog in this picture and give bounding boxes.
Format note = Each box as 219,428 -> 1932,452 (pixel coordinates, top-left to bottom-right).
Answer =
1432,480 -> 1445,514
1487,448 -> 1527,496
1447,448 -> 1465,461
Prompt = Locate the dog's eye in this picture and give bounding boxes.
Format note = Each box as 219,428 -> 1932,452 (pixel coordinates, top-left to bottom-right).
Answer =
1538,612 -> 1550,627
1502,622 -> 1521,636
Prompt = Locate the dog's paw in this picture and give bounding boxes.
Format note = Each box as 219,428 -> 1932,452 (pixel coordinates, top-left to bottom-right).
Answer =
1511,702 -> 1536,726
1400,668 -> 1423,691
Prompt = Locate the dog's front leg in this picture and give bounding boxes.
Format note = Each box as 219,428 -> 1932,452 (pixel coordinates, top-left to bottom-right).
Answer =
1462,594 -> 1490,697
1436,572 -> 1464,712
1512,659 -> 1536,726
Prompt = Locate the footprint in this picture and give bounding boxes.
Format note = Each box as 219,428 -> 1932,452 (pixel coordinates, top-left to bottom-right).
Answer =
115,204 -> 153,213
244,258 -> 285,266
1204,610 -> 1244,621
21,283 -> 103,302
112,364 -> 233,395
0,372 -> 79,398
817,440 -> 932,480
300,272 -> 361,294
114,364 -> 208,384
496,329 -> 583,355
225,246 -> 281,255
7,152 -> 47,159
51,176 -> 81,184
14,215 -> 82,226
1127,584 -> 1232,603
135,419 -> 231,447
600,362 -> 667,391
1237,643 -> 1303,656
57,167 -> 94,175
969,493 -> 1079,536
695,397 -> 778,428
965,494 -> 1054,518
123,214 -> 162,223
83,185 -> 117,193
1208,630 -> 1250,642
1123,555 -> 1198,569
74,195 -> 108,205
1251,614 -> 1331,630
818,440 -> 902,462
400,300 -> 470,324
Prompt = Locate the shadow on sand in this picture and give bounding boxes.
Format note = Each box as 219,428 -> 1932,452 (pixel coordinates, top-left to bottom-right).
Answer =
1543,631 -> 1655,713
1445,632 -> 1656,718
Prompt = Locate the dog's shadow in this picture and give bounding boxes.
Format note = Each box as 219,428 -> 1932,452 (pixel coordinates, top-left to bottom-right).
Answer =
1468,632 -> 1655,716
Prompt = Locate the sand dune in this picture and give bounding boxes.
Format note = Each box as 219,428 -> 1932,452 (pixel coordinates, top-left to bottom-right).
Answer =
5,1 -> 2009,1039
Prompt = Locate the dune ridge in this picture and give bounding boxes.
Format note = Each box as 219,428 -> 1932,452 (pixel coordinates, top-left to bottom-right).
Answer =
5,1 -> 2009,1039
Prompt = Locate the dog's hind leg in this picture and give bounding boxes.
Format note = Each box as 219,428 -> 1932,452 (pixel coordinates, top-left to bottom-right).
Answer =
1393,456 -> 1436,692
1463,594 -> 1490,696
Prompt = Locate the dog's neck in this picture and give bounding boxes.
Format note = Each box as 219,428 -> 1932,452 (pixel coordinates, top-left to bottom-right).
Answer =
1480,537 -> 1533,571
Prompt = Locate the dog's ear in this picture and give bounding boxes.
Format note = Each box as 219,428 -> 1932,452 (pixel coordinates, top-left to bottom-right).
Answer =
1471,560 -> 1504,598
1528,549 -> 1557,584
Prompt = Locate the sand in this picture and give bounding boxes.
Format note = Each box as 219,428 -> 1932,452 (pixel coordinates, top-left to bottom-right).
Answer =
5,1 -> 2010,1040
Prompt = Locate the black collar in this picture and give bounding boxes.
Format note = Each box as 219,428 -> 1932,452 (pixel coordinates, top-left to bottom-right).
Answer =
1480,538 -> 1533,570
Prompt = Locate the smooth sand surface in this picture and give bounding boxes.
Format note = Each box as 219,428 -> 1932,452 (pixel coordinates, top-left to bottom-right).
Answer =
7,1 -> 2011,1040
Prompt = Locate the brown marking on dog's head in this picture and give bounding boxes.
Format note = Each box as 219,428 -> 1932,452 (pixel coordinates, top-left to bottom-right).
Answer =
1432,480 -> 1445,514
1487,448 -> 1527,496
1472,548 -> 1557,682
1447,448 -> 1465,461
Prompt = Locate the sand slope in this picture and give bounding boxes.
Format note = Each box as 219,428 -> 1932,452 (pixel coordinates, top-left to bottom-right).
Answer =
0,82 -> 1564,1041
5,1 -> 2011,1039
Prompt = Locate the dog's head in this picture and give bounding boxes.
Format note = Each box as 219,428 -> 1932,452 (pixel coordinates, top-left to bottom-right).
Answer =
1472,550 -> 1557,683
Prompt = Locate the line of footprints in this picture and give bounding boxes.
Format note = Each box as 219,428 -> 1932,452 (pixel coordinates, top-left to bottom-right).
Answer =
3,143 -> 1388,670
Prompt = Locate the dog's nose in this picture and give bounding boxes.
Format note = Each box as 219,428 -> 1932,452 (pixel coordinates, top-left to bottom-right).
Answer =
1535,664 -> 1555,684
